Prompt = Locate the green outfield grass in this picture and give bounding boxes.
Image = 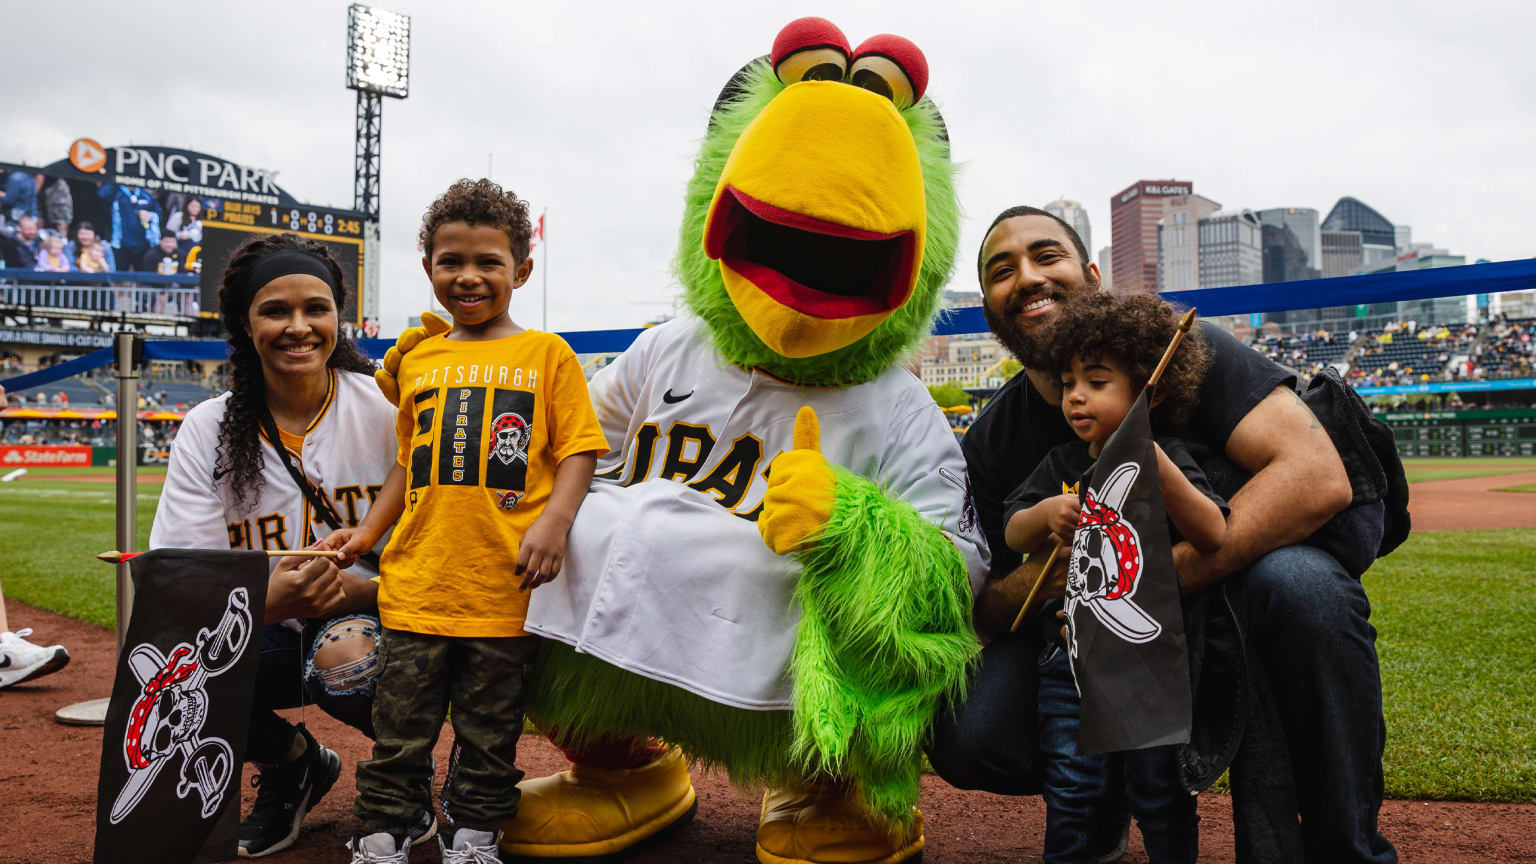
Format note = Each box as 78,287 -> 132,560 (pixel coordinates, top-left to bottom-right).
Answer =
1494,483 -> 1536,494
1,477 -> 1532,802
1401,456 -> 1536,484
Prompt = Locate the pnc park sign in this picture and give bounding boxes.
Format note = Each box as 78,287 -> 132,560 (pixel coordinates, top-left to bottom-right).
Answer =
45,139 -> 305,209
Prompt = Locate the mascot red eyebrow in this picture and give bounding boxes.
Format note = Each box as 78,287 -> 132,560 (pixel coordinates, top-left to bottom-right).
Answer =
380,18 -> 985,864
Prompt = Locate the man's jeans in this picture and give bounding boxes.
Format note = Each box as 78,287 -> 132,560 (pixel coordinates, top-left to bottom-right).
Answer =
929,544 -> 1397,863
1240,545 -> 1395,863
1038,644 -> 1196,863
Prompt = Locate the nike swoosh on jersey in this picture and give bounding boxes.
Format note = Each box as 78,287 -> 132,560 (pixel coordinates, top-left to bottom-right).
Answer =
662,389 -> 693,403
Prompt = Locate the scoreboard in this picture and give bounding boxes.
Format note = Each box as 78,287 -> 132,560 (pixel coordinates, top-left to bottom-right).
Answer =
199,201 -> 367,326
1382,409 -> 1536,458
5,142 -> 373,331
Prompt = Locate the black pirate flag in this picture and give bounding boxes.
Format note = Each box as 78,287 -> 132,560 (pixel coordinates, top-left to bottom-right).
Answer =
1063,388 -> 1192,755
95,549 -> 268,864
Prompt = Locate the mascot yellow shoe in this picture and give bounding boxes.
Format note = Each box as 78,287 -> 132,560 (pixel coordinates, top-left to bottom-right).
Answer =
379,16 -> 982,864
757,784 -> 924,864
500,747 -> 697,861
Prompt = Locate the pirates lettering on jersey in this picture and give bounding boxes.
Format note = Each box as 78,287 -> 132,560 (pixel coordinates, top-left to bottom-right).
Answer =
614,422 -> 770,519
407,378 -> 538,496
226,482 -> 379,549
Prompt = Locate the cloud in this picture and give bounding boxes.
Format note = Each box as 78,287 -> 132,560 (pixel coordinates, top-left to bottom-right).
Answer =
4,0 -> 1532,333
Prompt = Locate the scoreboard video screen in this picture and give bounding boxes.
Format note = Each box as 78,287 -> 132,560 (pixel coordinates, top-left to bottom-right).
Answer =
2,141 -> 371,329
199,201 -> 366,325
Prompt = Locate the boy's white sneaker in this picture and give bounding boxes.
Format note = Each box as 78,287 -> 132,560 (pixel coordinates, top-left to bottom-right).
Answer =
347,832 -> 410,863
0,629 -> 70,688
438,827 -> 500,864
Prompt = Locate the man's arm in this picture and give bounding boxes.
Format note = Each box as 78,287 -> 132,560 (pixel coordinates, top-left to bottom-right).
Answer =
1175,386 -> 1351,593
974,550 -> 1069,639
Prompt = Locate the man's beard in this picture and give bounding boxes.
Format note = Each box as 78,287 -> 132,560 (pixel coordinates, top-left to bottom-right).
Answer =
982,269 -> 1099,368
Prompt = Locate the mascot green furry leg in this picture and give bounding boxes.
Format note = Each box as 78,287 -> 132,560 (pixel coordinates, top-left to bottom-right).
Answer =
378,17 -> 984,864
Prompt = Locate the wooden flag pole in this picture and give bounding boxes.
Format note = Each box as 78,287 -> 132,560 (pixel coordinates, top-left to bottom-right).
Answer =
1148,307 -> 1197,389
1009,541 -> 1064,633
95,549 -> 341,564
1007,306 -> 1197,634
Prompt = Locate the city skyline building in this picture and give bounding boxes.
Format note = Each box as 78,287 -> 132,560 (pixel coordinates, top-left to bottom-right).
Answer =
1198,210 -> 1264,289
1155,193 -> 1222,293
1044,197 -> 1092,255
1323,196 -> 1396,270
1322,229 -> 1365,278
1257,207 -> 1321,272
1097,246 -> 1114,291
1110,179 -> 1201,294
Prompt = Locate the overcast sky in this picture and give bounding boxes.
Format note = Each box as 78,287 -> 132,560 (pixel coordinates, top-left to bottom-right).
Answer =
4,0 -> 1532,335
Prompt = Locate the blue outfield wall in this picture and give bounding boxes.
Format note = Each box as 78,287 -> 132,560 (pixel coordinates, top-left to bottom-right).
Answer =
4,257 -> 1536,394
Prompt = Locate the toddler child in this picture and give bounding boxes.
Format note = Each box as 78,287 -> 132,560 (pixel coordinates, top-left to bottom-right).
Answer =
1003,292 -> 1226,864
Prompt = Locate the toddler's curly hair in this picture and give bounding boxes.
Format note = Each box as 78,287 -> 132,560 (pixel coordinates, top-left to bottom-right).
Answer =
419,178 -> 533,260
1036,292 -> 1212,431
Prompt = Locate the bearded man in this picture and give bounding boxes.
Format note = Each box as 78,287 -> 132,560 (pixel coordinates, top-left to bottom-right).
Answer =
927,206 -> 1397,864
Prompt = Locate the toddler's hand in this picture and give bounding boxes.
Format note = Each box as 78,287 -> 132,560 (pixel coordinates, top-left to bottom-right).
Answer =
1044,493 -> 1081,543
517,514 -> 569,591
323,527 -> 377,569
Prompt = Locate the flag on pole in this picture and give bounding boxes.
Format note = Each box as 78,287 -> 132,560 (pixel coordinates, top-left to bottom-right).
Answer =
529,211 -> 545,250
1062,388 -> 1192,755
94,549 -> 269,864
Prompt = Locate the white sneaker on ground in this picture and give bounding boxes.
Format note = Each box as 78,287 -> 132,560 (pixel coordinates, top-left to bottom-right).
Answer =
347,832 -> 411,863
0,629 -> 70,688
438,827 -> 500,864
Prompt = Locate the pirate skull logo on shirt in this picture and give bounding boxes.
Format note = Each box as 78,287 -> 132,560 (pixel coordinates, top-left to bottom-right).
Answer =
491,411 -> 530,466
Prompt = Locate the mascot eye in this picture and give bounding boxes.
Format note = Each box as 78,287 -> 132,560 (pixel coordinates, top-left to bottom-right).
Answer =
849,34 -> 929,109
771,16 -> 851,85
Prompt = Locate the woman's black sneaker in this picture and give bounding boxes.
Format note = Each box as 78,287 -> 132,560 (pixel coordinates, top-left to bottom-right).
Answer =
237,726 -> 342,858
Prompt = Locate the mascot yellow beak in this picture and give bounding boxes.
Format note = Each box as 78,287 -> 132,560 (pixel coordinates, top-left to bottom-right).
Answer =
704,81 -> 927,359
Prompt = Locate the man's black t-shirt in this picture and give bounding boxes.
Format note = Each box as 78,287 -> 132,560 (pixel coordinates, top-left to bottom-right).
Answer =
962,322 -> 1293,583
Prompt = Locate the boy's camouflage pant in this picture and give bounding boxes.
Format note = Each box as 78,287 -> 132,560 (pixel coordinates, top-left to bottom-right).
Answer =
354,628 -> 539,834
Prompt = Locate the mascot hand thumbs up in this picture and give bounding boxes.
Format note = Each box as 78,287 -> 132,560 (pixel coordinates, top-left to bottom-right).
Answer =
760,406 -> 835,555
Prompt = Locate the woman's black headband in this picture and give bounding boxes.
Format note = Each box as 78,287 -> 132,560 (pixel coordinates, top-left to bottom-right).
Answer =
242,250 -> 340,306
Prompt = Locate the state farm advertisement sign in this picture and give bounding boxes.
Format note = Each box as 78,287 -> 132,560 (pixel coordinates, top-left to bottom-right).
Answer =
1,446 -> 91,466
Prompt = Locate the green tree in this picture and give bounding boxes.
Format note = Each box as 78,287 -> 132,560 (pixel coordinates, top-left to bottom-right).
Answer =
927,381 -> 970,409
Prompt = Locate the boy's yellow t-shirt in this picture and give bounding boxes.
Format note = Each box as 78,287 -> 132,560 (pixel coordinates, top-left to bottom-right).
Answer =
378,330 -> 609,637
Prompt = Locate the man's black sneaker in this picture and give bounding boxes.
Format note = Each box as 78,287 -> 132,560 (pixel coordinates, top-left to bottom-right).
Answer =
238,725 -> 342,858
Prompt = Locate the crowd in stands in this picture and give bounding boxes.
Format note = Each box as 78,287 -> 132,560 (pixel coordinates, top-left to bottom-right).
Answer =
1,416 -> 177,449
1248,317 -> 1536,389
1,169 -> 204,276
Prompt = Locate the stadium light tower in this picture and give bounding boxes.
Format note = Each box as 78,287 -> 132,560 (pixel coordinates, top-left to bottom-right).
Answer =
346,3 -> 410,222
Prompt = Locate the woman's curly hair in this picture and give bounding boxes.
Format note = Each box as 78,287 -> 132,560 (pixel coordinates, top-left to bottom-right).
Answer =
1035,292 -> 1212,432
418,178 -> 533,260
215,232 -> 375,510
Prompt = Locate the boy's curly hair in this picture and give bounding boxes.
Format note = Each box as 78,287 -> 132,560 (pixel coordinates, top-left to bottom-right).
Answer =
1036,292 -> 1212,431
419,178 -> 533,260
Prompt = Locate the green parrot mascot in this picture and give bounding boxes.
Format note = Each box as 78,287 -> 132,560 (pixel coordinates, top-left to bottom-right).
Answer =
380,18 -> 986,864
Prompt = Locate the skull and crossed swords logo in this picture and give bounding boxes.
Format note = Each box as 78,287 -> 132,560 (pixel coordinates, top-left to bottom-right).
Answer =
490,411 -> 530,467
109,588 -> 254,825
1064,462 -> 1162,663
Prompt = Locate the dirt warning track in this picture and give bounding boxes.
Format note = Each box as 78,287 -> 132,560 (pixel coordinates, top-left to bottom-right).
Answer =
3,602 -> 1534,863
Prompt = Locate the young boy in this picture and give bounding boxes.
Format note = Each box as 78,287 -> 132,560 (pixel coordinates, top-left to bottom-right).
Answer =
1003,292 -> 1226,864
328,178 -> 609,864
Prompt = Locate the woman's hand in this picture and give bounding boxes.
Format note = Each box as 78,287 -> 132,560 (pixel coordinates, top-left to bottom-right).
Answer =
1043,493 -> 1082,543
322,527 -> 379,569
516,513 -> 572,592
264,545 -> 347,624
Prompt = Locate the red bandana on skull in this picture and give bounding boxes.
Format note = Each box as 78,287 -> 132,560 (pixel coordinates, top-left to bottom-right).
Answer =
1078,490 -> 1141,600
